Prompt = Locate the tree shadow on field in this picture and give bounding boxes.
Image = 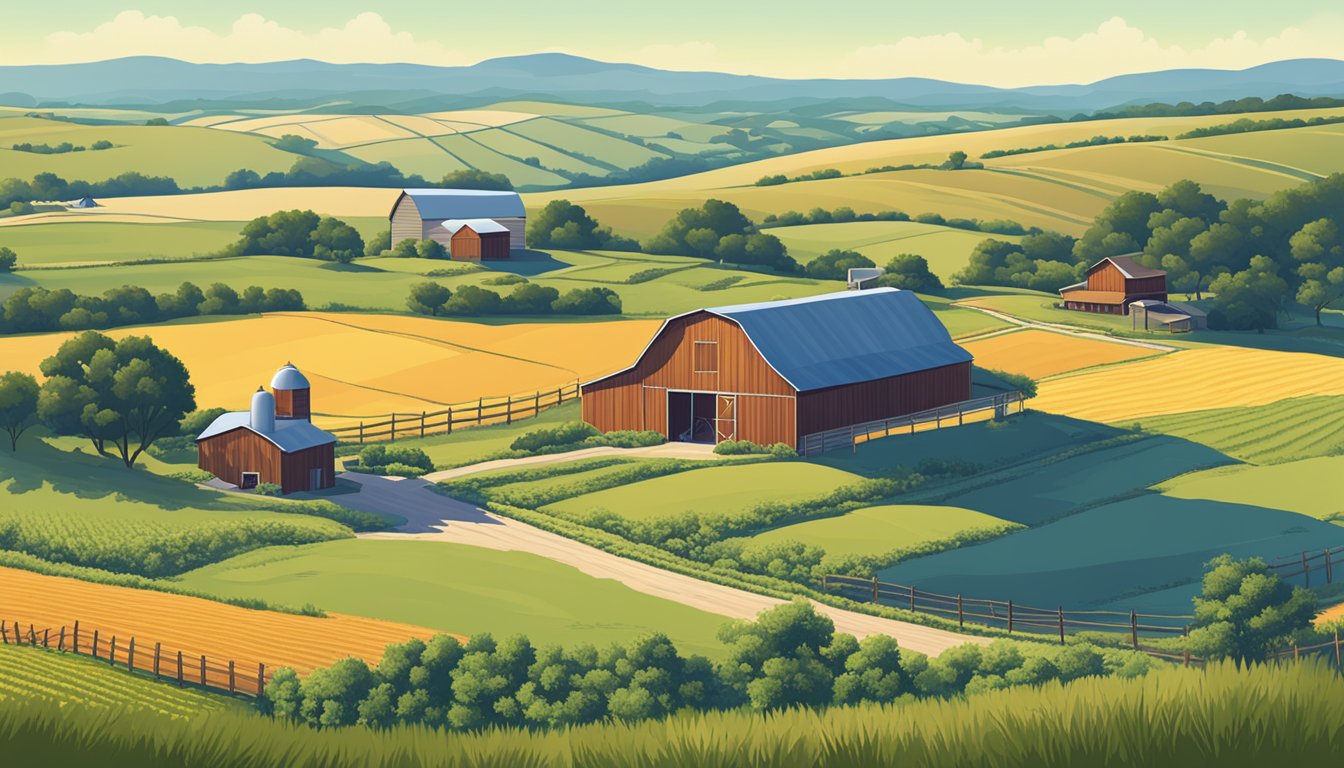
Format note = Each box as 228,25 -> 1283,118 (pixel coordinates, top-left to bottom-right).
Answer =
319,261 -> 386,274
484,250 -> 567,277
0,271 -> 38,301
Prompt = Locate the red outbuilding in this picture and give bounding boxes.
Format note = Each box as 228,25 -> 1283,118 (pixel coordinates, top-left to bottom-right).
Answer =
1059,255 -> 1167,315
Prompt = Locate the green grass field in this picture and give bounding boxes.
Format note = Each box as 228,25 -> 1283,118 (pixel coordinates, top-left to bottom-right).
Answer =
1156,456 -> 1344,522
542,462 -> 863,521
0,643 -> 235,718
0,436 -> 351,576
745,503 -> 1020,558
173,539 -> 730,656
345,401 -> 582,466
0,221 -> 242,266
1140,396 -> 1344,464
0,116 -> 296,187
766,220 -> 1018,280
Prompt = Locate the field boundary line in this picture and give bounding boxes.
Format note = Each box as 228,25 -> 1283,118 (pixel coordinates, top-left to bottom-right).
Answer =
952,303 -> 1178,352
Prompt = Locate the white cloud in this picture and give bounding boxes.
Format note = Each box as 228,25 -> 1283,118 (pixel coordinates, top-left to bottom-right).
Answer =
32,10 -> 460,65
844,17 -> 1344,86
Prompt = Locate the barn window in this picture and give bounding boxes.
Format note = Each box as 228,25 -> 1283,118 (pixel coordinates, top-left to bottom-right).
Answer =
693,341 -> 719,374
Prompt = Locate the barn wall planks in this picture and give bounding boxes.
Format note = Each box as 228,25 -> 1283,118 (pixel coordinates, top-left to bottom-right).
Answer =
198,428 -> 282,489
280,444 -> 337,494
389,195 -> 423,246
274,389 -> 311,420
796,361 -> 972,436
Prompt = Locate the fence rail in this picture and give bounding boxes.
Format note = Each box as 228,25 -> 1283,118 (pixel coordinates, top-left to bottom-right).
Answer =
0,618 -> 271,698
799,391 -> 1026,457
324,382 -> 581,444
1265,546 -> 1344,588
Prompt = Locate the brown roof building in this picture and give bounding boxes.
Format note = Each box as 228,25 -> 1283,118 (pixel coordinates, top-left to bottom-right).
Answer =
1059,255 -> 1166,315
196,364 -> 336,495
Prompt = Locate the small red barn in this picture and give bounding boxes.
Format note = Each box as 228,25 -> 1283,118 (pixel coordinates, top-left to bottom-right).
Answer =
581,289 -> 973,449
1059,255 -> 1167,315
196,364 -> 337,495
441,219 -> 511,260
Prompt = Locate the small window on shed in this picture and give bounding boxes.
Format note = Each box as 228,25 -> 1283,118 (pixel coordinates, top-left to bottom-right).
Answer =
693,341 -> 719,374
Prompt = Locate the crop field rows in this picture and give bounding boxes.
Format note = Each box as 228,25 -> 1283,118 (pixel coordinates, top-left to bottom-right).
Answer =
959,329 -> 1163,379
1141,395 -> 1344,465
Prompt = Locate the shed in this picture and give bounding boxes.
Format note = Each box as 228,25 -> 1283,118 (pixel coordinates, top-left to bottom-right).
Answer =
1131,300 -> 1207,333
196,364 -> 336,494
441,219 -> 511,260
70,196 -> 98,208
581,288 -> 973,449
1059,255 -> 1166,315
389,189 -> 525,253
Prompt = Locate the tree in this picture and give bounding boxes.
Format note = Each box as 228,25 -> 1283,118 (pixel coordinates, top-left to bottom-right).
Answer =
1289,218 -> 1344,325
1073,190 -> 1161,263
551,287 -> 621,315
444,285 -> 503,316
415,239 -> 448,260
197,283 -> 240,315
718,600 -> 837,710
439,169 -> 513,191
878,253 -> 944,292
234,210 -> 321,257
0,371 -> 39,450
365,229 -> 392,257
942,150 -> 968,170
1187,555 -> 1316,662
0,246 -> 15,273
528,200 -> 602,249
1208,255 -> 1291,332
310,216 -> 364,263
501,284 -> 559,315
833,634 -> 910,705
1182,222 -> 1242,300
38,332 -> 195,467
645,199 -> 755,256
224,169 -> 261,190
804,249 -> 875,281
407,282 -> 451,316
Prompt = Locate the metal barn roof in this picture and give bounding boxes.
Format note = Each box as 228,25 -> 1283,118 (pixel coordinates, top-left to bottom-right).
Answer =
1094,255 -> 1165,279
441,218 -> 510,234
271,363 -> 310,390
196,412 -> 336,453
398,189 -> 525,220
588,288 -> 971,393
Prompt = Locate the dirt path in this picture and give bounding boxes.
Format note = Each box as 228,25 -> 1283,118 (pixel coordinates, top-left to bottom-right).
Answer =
422,442 -> 721,483
955,304 -> 1178,352
345,475 -> 987,656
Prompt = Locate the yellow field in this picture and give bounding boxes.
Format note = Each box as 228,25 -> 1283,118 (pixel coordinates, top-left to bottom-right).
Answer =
0,313 -> 658,424
1,187 -> 399,225
1032,346 -> 1344,423
960,329 -> 1161,379
0,567 -> 441,678
420,109 -> 539,126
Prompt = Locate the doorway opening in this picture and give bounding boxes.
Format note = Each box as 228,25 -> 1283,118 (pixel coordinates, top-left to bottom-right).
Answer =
668,391 -> 717,443
240,472 -> 259,490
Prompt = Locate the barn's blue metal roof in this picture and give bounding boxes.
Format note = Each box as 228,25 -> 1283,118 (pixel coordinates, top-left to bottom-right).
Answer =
399,189 -> 525,220
196,412 -> 336,453
706,288 -> 972,392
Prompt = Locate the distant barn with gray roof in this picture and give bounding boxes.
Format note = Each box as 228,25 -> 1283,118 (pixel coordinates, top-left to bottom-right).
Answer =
581,289 -> 973,449
390,189 -> 526,255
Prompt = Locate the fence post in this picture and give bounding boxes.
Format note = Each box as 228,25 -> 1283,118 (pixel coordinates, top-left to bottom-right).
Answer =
176,651 -> 184,686
477,397 -> 484,425
1327,548 -> 1334,584
92,629 -> 100,659
1302,551 -> 1310,588
1130,610 -> 1138,649
0,620 -> 7,644
229,660 -> 236,694
127,638 -> 135,672
42,628 -> 49,648
850,425 -> 856,455
1007,601 -> 1014,634
1058,607 -> 1065,645
1183,649 -> 1190,668
1293,642 -> 1300,662
958,595 -> 964,629
200,655 -> 207,686
109,636 -> 116,664
27,624 -> 35,645
446,406 -> 453,435
358,422 -> 364,445
73,621 -> 79,653
909,586 -> 916,612
871,576 -> 878,603
506,395 -> 513,425
154,643 -> 162,677
390,413 -> 397,442
258,663 -> 266,697
420,411 -> 426,438
1335,629 -> 1341,670
534,390 -> 541,416
58,626 -> 65,652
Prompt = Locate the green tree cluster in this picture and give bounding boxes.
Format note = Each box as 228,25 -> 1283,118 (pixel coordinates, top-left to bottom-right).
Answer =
0,282 -> 303,335
407,282 -> 620,318
954,232 -> 1080,292
439,169 -> 514,191
527,200 -> 639,251
0,246 -> 16,272
227,209 -> 364,263
1188,555 -> 1317,662
645,199 -> 796,273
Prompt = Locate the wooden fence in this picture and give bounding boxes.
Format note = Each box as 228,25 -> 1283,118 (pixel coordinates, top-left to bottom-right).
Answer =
1266,546 -> 1343,588
0,618 -> 271,698
799,391 -> 1026,457
325,382 -> 581,444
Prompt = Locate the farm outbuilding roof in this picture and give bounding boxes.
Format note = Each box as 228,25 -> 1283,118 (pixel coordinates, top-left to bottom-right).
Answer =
590,288 -> 971,393
270,363 -> 310,390
1095,255 -> 1164,279
396,189 -> 525,220
196,412 -> 336,453
441,218 -> 510,234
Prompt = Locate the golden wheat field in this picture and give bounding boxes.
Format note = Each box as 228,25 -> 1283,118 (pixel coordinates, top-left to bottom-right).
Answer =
0,567 -> 442,678
5,187 -> 399,225
1031,346 -> 1344,423
960,329 -> 1162,379
0,313 -> 659,424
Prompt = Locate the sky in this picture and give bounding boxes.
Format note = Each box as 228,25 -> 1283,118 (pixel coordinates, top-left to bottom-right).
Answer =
3,2 -> 1343,87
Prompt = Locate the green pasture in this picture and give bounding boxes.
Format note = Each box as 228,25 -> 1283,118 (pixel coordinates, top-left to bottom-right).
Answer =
0,221 -> 241,266
1156,456 -> 1344,522
766,220 -> 1017,281
745,503 -> 1020,558
173,539 -> 730,656
542,462 -> 863,521
1140,396 -> 1344,464
343,401 -> 582,466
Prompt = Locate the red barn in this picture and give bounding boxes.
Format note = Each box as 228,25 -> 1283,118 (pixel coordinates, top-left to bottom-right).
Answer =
581,289 -> 973,449
196,364 -> 337,495
441,219 -> 511,260
1059,255 -> 1167,315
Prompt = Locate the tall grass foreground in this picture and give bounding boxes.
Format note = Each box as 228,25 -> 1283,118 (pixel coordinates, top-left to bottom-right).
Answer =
0,661 -> 1340,766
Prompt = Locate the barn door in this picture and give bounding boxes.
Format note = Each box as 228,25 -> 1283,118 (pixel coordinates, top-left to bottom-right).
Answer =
715,395 -> 737,442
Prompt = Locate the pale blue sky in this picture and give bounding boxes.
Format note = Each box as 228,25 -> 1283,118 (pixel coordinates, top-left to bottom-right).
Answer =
4,3 -> 1342,85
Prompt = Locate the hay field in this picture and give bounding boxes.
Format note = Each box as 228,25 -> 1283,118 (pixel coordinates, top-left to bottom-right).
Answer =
1032,347 -> 1344,423
0,567 -> 439,676
960,329 -> 1162,379
7,187 -> 399,224
0,313 -> 658,422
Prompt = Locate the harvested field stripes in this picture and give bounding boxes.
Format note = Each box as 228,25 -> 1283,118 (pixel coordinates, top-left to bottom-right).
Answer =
1032,347 -> 1344,423
0,567 -> 445,676
1141,395 -> 1344,464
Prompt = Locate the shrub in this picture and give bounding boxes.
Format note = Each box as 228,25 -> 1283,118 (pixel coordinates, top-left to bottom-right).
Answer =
358,445 -> 433,473
255,483 -> 283,496
379,462 -> 427,478
713,440 -> 796,457
597,430 -> 665,449
510,422 -> 601,452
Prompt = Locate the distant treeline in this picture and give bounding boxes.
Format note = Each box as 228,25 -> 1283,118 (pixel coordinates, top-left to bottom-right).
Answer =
11,140 -> 113,154
0,282 -> 304,335
1175,114 -> 1344,140
761,206 -> 1038,236
1087,93 -> 1344,121
980,134 -> 1165,159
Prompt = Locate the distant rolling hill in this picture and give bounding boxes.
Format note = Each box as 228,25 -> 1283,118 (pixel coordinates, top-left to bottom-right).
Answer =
2,55 -> 1344,111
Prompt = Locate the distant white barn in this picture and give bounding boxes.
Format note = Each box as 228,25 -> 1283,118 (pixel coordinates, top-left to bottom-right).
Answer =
70,196 -> 99,209
389,189 -> 526,253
